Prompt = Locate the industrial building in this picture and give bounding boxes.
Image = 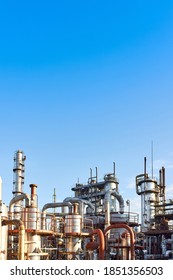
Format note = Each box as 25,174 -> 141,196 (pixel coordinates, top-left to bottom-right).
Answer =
0,150 -> 173,260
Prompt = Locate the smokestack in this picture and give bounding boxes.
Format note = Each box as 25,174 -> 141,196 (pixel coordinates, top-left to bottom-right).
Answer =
30,184 -> 38,208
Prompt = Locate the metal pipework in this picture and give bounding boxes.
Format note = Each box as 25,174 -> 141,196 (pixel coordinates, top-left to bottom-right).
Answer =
91,229 -> 105,260
104,173 -> 124,228
111,190 -> 124,213
9,193 -> 30,216
2,219 -> 25,260
104,224 -> 135,260
41,201 -> 72,230
30,184 -> 38,208
63,197 -> 95,217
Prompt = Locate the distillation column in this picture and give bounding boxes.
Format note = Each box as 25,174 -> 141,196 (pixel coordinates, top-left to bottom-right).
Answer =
136,158 -> 160,232
12,150 -> 26,220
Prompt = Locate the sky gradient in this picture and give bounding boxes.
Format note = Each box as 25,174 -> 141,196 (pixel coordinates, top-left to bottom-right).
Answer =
0,1 -> 173,214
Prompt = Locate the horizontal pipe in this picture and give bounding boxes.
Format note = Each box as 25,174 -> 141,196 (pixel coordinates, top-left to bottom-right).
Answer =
42,202 -> 72,213
41,202 -> 72,230
64,197 -> 95,211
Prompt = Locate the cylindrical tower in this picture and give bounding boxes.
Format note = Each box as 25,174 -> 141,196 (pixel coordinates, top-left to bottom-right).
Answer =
13,150 -> 26,219
22,184 -> 41,260
104,173 -> 120,228
136,158 -> 159,232
64,204 -> 82,259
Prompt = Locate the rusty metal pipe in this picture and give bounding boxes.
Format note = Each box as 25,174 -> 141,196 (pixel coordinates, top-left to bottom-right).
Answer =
104,224 -> 135,260
2,219 -> 25,260
41,202 -> 72,230
91,229 -> 105,260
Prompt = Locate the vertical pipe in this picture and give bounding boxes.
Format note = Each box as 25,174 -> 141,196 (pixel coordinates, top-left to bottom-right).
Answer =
2,220 -> 25,260
104,224 -> 135,260
30,184 -> 38,208
162,167 -> 166,211
92,229 -> 105,260
18,224 -> 25,260
95,167 -> 98,183
113,162 -> 116,177
90,168 -> 92,181
162,167 -> 165,187
73,203 -> 79,214
144,157 -> 147,179
159,169 -> 163,204
159,169 -> 162,186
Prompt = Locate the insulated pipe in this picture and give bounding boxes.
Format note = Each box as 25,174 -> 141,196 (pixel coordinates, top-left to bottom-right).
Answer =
63,197 -> 95,217
64,197 -> 95,211
42,202 -> 72,213
2,219 -> 25,260
9,193 -> 30,217
111,190 -> 125,213
104,224 -> 135,260
91,229 -> 105,260
104,189 -> 125,228
41,202 -> 72,230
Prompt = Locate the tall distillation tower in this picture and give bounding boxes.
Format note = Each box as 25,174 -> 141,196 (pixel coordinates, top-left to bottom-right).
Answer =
12,150 -> 26,219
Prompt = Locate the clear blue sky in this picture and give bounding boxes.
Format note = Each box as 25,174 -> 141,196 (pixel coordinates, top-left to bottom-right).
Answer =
0,1 -> 173,214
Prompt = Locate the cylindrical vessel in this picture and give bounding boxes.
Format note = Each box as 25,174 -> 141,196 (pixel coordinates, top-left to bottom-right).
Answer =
26,234 -> 41,260
22,207 -> 41,260
65,237 -> 82,259
22,207 -> 41,230
13,150 -> 26,220
64,214 -> 82,259
138,179 -> 158,232
64,214 -> 82,234
13,150 -> 26,196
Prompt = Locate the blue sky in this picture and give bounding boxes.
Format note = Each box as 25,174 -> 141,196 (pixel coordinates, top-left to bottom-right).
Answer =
0,1 -> 173,214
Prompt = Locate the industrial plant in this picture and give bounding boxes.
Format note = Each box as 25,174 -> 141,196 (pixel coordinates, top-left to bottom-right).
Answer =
0,150 -> 173,260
